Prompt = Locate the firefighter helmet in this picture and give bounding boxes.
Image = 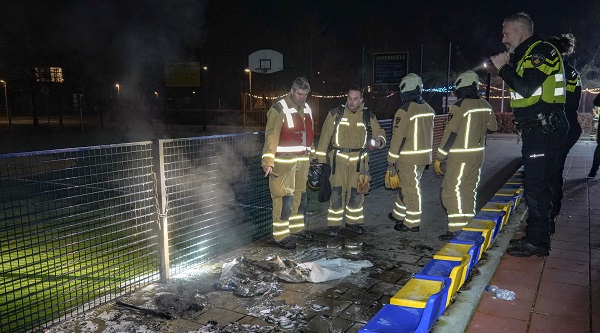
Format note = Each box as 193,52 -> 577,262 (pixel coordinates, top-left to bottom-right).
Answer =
454,70 -> 479,89
399,73 -> 423,93
307,163 -> 323,191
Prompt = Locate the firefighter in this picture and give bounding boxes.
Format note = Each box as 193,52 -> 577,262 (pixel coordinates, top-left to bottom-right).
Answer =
547,34 -> 581,233
435,70 -> 498,240
315,86 -> 386,237
261,77 -> 315,249
491,12 -> 568,257
387,73 -> 435,232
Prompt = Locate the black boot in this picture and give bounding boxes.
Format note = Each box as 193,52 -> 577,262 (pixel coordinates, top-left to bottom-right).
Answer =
276,236 -> 297,249
506,241 -> 549,257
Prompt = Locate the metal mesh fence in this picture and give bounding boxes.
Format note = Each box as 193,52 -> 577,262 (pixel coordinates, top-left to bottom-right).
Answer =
159,133 -> 271,276
0,143 -> 160,333
0,118 -> 442,332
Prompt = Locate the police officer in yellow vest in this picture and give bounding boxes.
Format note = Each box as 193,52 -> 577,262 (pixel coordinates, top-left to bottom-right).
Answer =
262,77 -> 315,249
387,73 -> 435,232
435,71 -> 498,240
315,86 -> 386,237
491,12 -> 568,257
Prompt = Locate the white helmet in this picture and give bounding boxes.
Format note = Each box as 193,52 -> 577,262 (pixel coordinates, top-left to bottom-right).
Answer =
399,73 -> 423,93
454,70 -> 479,89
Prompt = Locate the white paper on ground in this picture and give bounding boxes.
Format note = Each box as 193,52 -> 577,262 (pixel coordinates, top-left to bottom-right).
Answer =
299,258 -> 373,283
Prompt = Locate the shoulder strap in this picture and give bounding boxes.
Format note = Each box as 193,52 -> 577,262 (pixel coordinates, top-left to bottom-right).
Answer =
363,107 -> 372,148
328,106 -> 345,150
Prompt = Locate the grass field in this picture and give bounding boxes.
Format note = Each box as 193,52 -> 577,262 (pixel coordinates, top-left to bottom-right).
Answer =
1,200 -> 161,333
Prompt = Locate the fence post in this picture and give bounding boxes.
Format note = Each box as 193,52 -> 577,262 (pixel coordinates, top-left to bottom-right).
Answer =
152,139 -> 170,282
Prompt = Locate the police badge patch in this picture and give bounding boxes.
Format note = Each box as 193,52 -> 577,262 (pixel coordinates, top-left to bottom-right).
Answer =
531,54 -> 545,67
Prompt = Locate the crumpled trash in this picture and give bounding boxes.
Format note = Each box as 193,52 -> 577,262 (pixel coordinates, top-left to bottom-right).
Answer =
154,293 -> 204,318
217,255 -> 373,287
212,276 -> 279,297
299,258 -> 373,283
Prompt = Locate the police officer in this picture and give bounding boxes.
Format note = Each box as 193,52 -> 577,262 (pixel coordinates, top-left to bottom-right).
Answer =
387,73 -> 435,232
435,71 -> 498,240
262,77 -> 315,249
547,33 -> 581,233
491,12 -> 568,257
315,86 -> 386,237
587,93 -> 600,178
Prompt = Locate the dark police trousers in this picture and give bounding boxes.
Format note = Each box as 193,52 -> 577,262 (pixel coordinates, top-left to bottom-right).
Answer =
520,113 -> 567,247
551,119 -> 578,217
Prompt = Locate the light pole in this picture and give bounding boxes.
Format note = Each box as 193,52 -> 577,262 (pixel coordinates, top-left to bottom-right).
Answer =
201,66 -> 208,131
115,83 -> 120,98
245,69 -> 252,111
245,69 -> 252,129
0,80 -> 12,134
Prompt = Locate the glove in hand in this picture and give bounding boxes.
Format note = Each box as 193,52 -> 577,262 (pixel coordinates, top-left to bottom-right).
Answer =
434,160 -> 444,176
385,165 -> 400,189
358,169 -> 371,194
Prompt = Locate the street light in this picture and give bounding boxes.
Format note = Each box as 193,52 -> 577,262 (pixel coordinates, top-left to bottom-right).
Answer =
244,69 -> 253,129
201,66 -> 208,131
245,69 -> 252,112
115,83 -> 120,98
0,80 -> 12,134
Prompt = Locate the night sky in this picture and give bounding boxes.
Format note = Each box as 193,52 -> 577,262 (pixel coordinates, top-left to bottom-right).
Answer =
0,0 -> 598,103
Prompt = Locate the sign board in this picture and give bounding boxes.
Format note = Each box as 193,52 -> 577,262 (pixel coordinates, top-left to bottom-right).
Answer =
248,49 -> 283,74
165,62 -> 201,87
373,52 -> 409,85
443,96 -> 458,109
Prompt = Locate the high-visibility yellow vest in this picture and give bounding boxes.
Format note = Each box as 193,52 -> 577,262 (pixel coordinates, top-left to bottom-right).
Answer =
509,41 -> 566,109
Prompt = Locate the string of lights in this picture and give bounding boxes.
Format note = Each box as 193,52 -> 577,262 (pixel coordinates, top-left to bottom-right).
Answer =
243,85 -> 599,100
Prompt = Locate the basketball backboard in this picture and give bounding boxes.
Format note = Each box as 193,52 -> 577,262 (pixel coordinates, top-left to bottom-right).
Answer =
248,49 -> 283,74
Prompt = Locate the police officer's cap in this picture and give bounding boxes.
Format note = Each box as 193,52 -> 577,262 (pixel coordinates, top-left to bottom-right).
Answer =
399,73 -> 423,93
454,70 -> 480,90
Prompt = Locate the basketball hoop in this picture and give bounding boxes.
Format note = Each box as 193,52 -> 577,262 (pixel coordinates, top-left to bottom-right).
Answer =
248,49 -> 283,74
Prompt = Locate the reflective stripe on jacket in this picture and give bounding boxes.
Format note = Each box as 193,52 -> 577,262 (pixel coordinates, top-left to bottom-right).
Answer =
275,99 -> 314,155
510,40 -> 566,108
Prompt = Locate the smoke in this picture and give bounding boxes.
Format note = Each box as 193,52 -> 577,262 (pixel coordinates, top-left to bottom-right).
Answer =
43,0 -> 208,140
53,1 -> 207,77
166,134 -> 265,272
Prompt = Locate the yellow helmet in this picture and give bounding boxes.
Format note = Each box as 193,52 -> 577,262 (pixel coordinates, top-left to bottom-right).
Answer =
399,73 -> 423,93
454,70 -> 479,89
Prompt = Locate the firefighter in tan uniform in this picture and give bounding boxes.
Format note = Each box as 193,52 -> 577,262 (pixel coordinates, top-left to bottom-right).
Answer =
434,71 -> 498,240
387,73 -> 435,232
262,77 -> 314,249
315,87 -> 386,237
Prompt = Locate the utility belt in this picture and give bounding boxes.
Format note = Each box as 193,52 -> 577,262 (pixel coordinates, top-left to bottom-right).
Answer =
333,147 -> 363,153
330,147 -> 366,174
513,110 -> 564,133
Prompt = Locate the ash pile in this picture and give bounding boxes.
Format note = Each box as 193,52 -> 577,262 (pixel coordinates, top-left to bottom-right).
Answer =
112,253 -> 371,332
